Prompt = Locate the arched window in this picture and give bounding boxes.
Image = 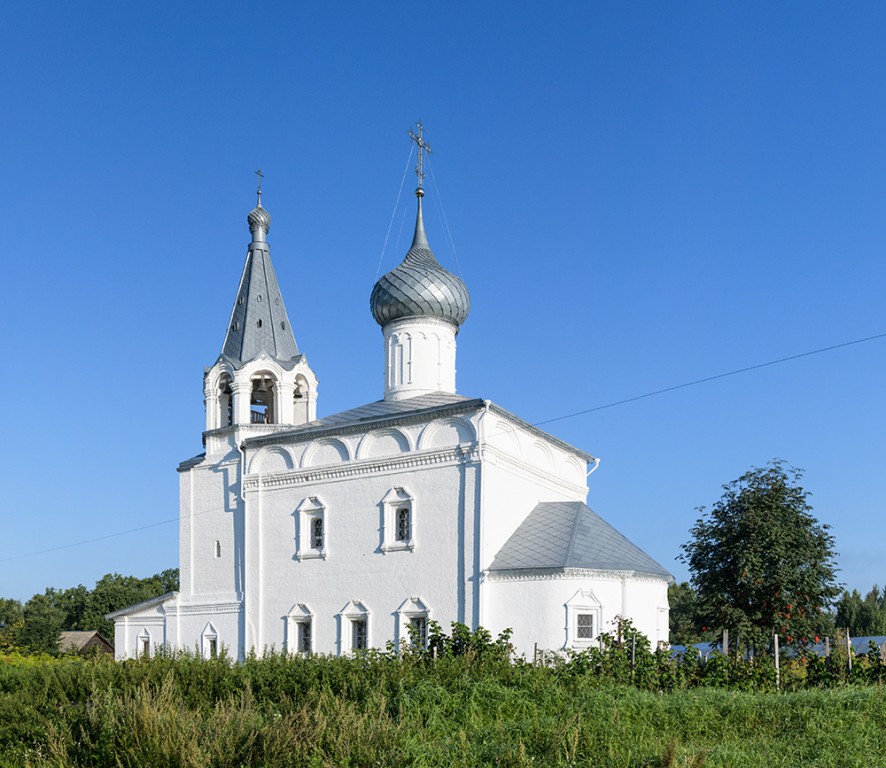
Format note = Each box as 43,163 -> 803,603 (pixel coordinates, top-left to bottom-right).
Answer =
218,374 -> 233,427
250,373 -> 277,424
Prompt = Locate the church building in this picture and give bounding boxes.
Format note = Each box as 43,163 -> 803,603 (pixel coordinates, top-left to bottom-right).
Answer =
109,129 -> 672,660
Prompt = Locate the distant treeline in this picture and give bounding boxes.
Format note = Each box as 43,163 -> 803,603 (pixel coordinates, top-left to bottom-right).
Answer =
0,570 -> 178,655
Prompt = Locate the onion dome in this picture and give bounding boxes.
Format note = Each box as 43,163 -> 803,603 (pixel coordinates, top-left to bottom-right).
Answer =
370,192 -> 470,328
248,204 -> 271,239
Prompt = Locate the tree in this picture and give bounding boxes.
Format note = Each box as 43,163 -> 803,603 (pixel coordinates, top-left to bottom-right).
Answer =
668,582 -> 716,646
835,586 -> 886,636
18,593 -> 65,655
680,461 -> 839,651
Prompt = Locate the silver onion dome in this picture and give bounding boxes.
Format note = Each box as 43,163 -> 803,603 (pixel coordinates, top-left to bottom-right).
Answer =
248,204 -> 271,236
370,195 -> 470,328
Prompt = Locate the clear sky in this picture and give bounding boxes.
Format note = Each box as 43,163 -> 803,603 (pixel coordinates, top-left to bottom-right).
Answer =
1,2 -> 884,603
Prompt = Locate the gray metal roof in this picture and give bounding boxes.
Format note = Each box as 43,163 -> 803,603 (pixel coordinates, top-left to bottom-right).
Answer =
489,501 -> 672,579
370,199 -> 470,328
243,392 -> 596,463
219,204 -> 301,369
105,591 -> 177,620
245,392 -> 482,447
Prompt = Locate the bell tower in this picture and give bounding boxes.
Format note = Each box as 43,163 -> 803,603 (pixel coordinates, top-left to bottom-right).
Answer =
203,173 -> 318,444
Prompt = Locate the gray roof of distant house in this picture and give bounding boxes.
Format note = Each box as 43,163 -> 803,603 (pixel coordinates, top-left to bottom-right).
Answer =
489,501 -> 672,579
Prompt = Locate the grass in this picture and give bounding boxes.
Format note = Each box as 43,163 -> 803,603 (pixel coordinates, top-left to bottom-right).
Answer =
1,651 -> 884,767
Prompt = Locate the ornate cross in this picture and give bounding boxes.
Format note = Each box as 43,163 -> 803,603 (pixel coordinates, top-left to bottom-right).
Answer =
408,122 -> 431,189
255,169 -> 264,206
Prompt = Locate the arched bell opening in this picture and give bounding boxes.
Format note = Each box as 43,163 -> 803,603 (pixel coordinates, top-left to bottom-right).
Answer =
218,373 -> 233,428
250,372 -> 277,424
293,373 -> 311,425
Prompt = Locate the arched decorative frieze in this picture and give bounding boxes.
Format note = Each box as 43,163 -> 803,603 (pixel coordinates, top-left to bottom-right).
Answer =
561,456 -> 586,486
248,445 -> 294,474
486,420 -> 521,457
357,428 -> 411,459
417,416 -> 475,451
303,438 -> 350,467
527,440 -> 555,473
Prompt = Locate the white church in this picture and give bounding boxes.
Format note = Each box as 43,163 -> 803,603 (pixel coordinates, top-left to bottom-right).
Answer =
110,132 -> 672,660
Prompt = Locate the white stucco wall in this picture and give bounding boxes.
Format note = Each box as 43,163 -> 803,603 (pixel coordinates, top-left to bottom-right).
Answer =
483,573 -> 669,658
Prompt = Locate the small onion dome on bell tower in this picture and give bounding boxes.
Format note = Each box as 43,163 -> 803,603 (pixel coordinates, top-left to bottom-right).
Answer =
247,181 -> 271,243
370,187 -> 470,329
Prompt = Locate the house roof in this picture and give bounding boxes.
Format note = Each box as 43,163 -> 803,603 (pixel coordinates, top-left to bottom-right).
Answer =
105,591 -> 177,620
243,392 -> 597,463
489,501 -> 672,580
58,631 -> 114,653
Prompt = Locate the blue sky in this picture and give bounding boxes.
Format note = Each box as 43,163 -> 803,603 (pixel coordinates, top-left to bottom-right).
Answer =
2,2 -> 884,602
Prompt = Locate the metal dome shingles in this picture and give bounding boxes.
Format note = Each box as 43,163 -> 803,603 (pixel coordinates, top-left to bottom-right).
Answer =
370,243 -> 470,328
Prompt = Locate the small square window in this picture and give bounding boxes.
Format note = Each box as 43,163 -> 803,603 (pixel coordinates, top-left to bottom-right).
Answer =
577,614 -> 594,640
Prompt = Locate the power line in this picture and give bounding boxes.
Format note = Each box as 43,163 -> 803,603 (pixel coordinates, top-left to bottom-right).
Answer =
2,330 -> 883,565
533,331 -> 886,427
0,516 -> 180,563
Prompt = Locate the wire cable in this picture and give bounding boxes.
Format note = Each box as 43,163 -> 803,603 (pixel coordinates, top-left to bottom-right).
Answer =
533,331 -> 886,427
374,145 -> 414,280
2,330 -> 884,565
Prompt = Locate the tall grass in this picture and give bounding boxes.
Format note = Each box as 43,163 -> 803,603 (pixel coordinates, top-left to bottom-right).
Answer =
1,647 -> 885,767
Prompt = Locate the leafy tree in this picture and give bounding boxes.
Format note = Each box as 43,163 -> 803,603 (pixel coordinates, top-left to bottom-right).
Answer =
18,594 -> 65,654
0,568 -> 179,655
835,586 -> 886,636
0,598 -> 22,628
680,461 -> 839,652
668,582 -> 716,646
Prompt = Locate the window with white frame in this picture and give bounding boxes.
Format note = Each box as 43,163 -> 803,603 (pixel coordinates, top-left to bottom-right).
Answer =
395,596 -> 430,649
337,600 -> 370,654
352,619 -> 368,651
298,620 -> 312,655
295,496 -> 327,559
287,603 -> 313,655
137,628 -> 151,658
380,487 -> 414,552
202,622 -> 219,659
565,589 -> 602,649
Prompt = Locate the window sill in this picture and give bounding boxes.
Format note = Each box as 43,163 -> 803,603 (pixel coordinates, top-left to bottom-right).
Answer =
297,549 -> 327,561
382,541 -> 415,553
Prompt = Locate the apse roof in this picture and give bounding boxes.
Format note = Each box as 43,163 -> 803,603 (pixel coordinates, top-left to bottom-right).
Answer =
489,501 -> 672,579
